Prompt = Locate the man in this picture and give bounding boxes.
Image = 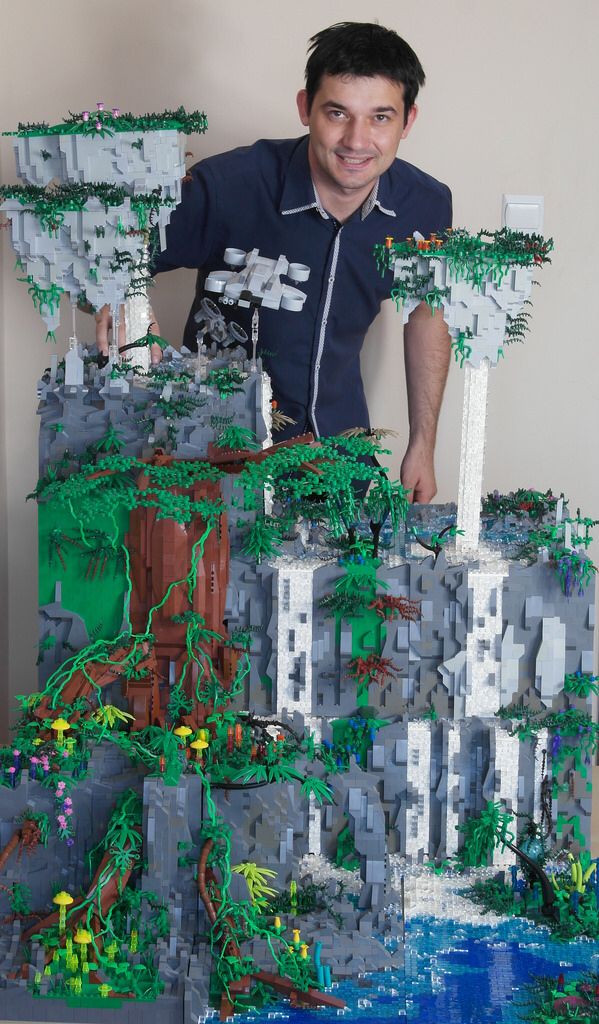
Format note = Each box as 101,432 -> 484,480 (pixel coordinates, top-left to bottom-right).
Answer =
98,22 -> 452,501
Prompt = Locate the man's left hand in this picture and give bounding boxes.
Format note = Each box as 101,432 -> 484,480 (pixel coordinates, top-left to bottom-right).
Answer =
400,440 -> 437,504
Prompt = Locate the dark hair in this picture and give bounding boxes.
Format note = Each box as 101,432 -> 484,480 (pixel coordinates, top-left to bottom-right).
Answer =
305,22 -> 425,122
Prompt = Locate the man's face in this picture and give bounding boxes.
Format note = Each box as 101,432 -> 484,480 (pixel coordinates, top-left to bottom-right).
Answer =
297,73 -> 417,199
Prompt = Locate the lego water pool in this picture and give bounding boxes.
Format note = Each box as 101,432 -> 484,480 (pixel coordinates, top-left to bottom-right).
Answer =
235,914 -> 598,1024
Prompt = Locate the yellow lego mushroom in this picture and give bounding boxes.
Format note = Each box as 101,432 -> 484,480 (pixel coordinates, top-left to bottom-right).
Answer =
174,725 -> 193,743
190,738 -> 209,762
74,927 -> 92,964
51,718 -> 71,747
52,890 -> 73,934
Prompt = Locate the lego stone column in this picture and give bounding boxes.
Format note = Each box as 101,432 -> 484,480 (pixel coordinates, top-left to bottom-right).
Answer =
380,231 -> 548,557
456,360 -> 490,553
123,273 -> 152,373
464,560 -> 509,719
405,720 -> 432,862
274,560 -> 322,855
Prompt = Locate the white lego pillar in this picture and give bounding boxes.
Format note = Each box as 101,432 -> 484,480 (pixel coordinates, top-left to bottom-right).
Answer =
444,723 -> 461,858
259,368 -> 273,450
123,291 -> 152,374
122,244 -> 153,374
274,563 -> 321,855
405,720 -> 431,861
464,562 -> 508,718
107,303 -> 121,368
453,198 -> 542,558
492,726 -> 520,868
275,565 -> 314,718
455,360 -> 489,556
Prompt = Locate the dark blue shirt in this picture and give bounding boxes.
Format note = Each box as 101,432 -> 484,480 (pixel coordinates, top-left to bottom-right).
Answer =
154,136 -> 452,438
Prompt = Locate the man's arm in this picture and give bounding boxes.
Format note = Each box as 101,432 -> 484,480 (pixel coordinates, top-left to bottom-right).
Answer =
400,301 -> 451,503
95,163 -> 215,358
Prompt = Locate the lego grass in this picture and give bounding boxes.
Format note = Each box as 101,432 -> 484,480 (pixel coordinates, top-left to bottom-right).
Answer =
38,501 -> 129,644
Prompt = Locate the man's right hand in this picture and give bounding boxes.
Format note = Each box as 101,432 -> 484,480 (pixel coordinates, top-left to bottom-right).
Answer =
95,303 -> 164,364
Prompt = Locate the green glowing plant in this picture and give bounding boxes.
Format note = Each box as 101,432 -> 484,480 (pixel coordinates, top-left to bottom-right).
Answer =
231,862 -> 278,907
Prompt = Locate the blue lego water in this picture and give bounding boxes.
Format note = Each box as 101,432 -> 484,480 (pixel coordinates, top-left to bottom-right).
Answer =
237,915 -> 598,1024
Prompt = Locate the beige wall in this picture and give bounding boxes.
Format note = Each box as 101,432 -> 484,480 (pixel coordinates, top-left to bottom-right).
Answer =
1,0 -> 598,736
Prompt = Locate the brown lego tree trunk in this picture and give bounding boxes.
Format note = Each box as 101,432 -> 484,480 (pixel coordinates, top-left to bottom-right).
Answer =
197,839 -> 345,1020
0,819 -> 43,874
22,826 -> 142,948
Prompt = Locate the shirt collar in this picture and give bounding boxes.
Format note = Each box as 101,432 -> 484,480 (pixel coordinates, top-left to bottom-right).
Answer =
362,177 -> 397,220
280,136 -> 396,221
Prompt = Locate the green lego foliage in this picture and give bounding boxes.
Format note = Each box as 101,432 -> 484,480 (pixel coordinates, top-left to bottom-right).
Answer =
333,820 -> 360,871
319,715 -> 388,774
482,487 -> 559,520
241,514 -> 284,563
215,424 -> 260,451
375,227 -> 553,294
39,503 -> 129,641
375,228 -> 553,356
26,791 -> 169,1004
205,366 -> 247,397
564,672 -> 599,698
455,800 -> 517,869
16,274 -> 64,314
497,705 -> 597,823
230,862 -> 278,907
514,508 -> 597,596
517,972 -> 599,1021
5,106 -> 208,138
0,183 -> 175,234
265,879 -> 347,930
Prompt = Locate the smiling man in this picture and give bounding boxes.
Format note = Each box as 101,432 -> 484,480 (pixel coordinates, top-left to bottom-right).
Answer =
296,66 -> 418,222
100,22 -> 452,501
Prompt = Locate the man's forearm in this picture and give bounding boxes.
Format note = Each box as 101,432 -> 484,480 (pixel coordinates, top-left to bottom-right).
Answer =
403,301 -> 451,449
398,301 -> 451,502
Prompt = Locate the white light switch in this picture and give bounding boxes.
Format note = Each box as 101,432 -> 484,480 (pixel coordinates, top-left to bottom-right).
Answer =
501,194 -> 544,233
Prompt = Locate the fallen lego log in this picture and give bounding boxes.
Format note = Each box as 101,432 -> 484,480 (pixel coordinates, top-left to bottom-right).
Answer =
31,642 -> 149,725
252,970 -> 345,1010
197,838 -> 252,1019
197,838 -> 345,1019
21,825 -> 142,948
205,431 -> 315,469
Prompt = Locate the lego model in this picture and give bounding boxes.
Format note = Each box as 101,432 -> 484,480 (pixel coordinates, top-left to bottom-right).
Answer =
205,247 -> 310,312
0,109 -> 597,1024
376,229 -> 554,554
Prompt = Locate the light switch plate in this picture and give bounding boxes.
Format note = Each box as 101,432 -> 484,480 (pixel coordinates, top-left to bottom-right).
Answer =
501,194 -> 544,233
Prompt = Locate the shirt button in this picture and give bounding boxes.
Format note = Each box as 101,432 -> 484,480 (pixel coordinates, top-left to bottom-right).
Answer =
328,276 -> 334,283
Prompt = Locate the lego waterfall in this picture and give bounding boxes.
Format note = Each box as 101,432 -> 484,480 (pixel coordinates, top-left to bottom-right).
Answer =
0,107 -> 597,1024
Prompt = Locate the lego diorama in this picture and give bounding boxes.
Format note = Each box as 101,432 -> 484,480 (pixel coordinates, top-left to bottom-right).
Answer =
0,107 -> 597,1024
